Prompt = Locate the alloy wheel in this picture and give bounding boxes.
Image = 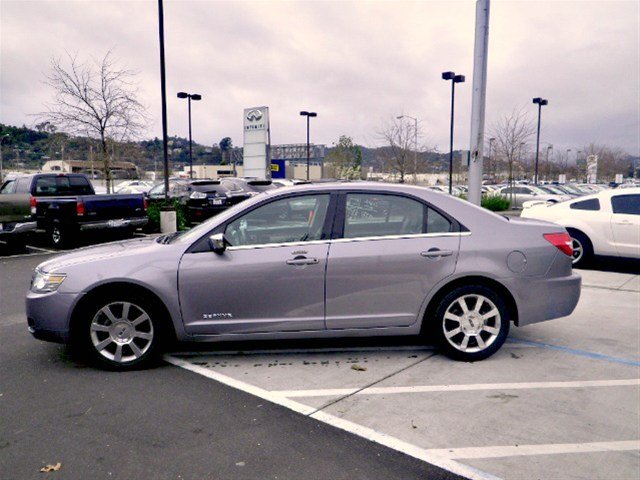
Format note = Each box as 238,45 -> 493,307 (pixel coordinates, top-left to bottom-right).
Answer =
442,294 -> 501,353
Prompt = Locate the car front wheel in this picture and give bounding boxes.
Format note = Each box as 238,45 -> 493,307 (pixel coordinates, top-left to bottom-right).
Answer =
434,285 -> 510,361
78,295 -> 164,370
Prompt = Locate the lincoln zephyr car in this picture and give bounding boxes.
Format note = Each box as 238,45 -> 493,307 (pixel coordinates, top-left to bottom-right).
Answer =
27,183 -> 581,369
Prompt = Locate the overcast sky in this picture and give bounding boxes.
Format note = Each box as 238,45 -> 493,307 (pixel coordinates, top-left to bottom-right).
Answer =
1,0 -> 639,157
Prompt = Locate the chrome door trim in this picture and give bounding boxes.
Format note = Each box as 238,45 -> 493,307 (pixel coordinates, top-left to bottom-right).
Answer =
225,232 -> 470,251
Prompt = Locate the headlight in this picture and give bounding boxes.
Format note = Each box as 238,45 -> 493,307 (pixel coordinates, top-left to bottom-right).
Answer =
31,269 -> 66,293
189,191 -> 207,199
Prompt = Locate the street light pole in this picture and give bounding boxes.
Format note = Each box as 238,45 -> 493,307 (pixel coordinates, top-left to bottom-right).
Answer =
442,71 -> 465,194
532,97 -> 548,185
397,115 -> 418,183
157,0 -> 170,201
299,111 -> 317,181
177,92 -> 202,179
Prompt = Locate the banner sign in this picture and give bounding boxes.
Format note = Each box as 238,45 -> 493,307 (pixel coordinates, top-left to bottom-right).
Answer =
586,155 -> 598,184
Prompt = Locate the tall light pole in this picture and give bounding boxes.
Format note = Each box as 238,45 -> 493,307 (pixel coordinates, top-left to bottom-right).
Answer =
299,111 -> 317,181
397,115 -> 418,183
177,92 -> 202,179
532,97 -> 548,185
157,0 -> 170,200
442,71 -> 465,194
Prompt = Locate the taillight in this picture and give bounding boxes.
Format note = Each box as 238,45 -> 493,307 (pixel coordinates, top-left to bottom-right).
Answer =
76,201 -> 85,217
143,197 -> 149,211
30,196 -> 37,215
543,232 -> 573,257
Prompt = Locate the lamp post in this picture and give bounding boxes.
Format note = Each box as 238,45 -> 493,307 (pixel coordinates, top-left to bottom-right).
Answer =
488,137 -> 495,181
397,115 -> 418,183
299,111 -> 317,180
532,97 -> 548,185
442,71 -> 465,194
177,92 -> 202,179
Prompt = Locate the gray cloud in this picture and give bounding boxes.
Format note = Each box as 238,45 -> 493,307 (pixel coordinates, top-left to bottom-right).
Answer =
1,0 -> 638,155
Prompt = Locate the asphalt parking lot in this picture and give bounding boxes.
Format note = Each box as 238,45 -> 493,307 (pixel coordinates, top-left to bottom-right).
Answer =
1,245 -> 639,479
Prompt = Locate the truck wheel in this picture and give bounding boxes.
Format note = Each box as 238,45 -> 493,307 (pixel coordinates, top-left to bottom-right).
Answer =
50,225 -> 75,249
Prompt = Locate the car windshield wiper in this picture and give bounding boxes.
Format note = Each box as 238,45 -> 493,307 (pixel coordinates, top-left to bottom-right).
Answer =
157,231 -> 183,244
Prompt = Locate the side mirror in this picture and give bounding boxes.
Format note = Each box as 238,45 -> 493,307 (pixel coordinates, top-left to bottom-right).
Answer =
208,233 -> 227,254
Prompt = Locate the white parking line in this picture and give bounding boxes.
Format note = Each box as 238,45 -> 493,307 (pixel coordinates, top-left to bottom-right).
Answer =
274,379 -> 640,398
427,440 -> 640,460
164,354 -> 500,480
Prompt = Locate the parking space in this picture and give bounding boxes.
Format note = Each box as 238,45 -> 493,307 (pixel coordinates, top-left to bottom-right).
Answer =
167,271 -> 640,480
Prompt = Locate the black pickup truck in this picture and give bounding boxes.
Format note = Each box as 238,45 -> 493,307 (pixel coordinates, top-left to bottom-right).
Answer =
2,173 -> 148,248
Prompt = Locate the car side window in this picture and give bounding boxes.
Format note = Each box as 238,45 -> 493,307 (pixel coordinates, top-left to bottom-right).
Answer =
343,193 -> 425,239
225,194 -> 330,247
427,207 -> 453,233
611,195 -> 640,215
0,180 -> 16,194
570,198 -> 600,211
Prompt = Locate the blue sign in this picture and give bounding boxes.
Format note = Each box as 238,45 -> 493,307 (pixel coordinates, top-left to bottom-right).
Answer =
271,159 -> 286,179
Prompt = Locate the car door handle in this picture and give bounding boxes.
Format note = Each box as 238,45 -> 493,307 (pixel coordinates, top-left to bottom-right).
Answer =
614,220 -> 632,225
286,257 -> 319,266
421,249 -> 453,258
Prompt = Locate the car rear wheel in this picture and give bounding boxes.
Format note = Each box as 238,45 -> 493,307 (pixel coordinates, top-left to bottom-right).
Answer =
568,230 -> 593,268
434,285 -> 510,361
78,295 -> 164,370
50,225 -> 75,249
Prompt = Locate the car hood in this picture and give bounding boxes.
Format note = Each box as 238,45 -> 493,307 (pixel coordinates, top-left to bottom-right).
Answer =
38,236 -> 165,273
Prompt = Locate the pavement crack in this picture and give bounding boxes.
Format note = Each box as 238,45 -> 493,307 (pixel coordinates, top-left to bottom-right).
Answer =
306,352 -> 438,416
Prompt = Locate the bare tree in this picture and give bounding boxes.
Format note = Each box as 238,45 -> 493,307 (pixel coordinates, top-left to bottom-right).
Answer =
581,143 -> 631,181
489,108 -> 535,192
39,51 -> 147,192
377,117 -> 420,183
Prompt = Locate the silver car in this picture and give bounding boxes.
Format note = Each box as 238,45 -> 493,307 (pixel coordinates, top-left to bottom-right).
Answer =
26,183 -> 581,369
496,185 -> 570,208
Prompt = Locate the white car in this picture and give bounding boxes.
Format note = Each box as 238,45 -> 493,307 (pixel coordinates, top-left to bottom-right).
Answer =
521,187 -> 640,267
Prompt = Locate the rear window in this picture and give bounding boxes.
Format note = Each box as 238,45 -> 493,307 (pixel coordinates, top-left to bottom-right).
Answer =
611,195 -> 640,215
191,182 -> 228,193
570,198 -> 600,211
35,176 -> 93,196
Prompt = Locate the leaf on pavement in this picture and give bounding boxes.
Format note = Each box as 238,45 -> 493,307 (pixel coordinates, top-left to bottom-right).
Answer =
40,463 -> 62,473
351,364 -> 367,371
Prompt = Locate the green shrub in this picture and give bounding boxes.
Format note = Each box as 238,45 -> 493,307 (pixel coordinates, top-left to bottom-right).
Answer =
146,200 -> 189,232
481,195 -> 511,212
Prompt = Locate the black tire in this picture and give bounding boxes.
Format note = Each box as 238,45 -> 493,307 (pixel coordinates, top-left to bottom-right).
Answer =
74,292 -> 166,370
433,285 -> 510,362
49,224 -> 75,249
567,230 -> 593,268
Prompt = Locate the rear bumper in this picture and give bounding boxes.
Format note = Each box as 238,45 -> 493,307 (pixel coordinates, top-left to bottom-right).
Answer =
79,217 -> 148,231
0,221 -> 37,235
512,272 -> 582,326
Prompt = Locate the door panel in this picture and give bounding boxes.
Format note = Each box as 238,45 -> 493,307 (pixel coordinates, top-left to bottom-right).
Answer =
178,243 -> 329,334
325,235 -> 459,329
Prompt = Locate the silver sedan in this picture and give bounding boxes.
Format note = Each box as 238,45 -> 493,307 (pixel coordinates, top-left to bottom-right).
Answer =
26,183 -> 581,369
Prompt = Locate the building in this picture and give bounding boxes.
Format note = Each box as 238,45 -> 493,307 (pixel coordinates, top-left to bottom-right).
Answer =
42,160 -> 139,179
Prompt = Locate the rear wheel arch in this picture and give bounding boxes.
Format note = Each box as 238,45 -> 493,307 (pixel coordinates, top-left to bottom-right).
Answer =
421,275 -> 519,332
70,282 -> 177,345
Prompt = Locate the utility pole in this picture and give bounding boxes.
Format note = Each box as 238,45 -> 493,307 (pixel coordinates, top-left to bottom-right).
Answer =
467,0 -> 491,205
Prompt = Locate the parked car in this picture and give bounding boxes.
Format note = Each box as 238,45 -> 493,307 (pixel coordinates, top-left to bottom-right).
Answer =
0,177 -> 36,247
114,180 -> 154,195
495,185 -> 570,208
27,182 -> 580,369
220,177 -> 277,196
147,179 -> 250,225
521,187 -> 639,267
9,173 -> 148,248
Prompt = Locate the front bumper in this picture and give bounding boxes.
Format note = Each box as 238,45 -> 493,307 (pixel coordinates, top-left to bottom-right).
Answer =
511,272 -> 582,326
26,290 -> 83,344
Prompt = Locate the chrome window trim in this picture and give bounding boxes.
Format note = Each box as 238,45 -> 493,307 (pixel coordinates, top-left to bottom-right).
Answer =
225,231 -> 470,251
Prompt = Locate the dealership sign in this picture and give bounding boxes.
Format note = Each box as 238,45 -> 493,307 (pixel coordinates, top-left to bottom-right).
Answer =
243,106 -> 271,179
586,155 -> 598,184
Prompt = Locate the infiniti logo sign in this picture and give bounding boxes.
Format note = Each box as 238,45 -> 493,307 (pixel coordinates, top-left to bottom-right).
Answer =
246,109 -> 263,122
